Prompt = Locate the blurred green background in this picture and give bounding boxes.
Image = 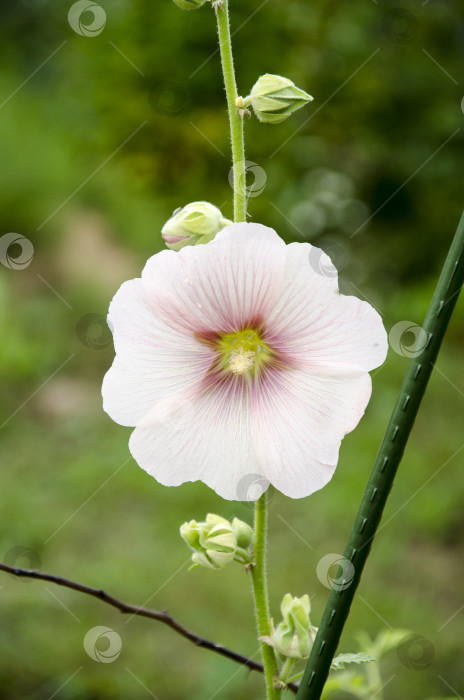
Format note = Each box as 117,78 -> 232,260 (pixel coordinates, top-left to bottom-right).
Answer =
1,0 -> 463,698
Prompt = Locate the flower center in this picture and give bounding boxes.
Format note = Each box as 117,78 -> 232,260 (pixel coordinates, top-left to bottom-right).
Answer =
218,328 -> 271,376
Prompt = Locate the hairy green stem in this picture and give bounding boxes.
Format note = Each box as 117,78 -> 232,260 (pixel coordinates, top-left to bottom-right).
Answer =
296,209 -> 464,699
251,493 -> 281,700
279,656 -> 296,683
215,0 -> 247,222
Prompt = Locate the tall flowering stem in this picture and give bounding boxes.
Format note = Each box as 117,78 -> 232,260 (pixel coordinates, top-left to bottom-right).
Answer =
216,6 -> 277,698
251,492 -> 281,700
296,208 -> 464,699
215,0 -> 247,223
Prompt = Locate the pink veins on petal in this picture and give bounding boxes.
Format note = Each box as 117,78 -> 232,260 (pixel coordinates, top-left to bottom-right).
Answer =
102,222 -> 388,501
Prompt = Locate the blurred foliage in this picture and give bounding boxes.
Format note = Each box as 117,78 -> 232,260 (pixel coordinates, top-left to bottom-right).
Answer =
0,0 -> 464,698
1,0 -> 464,280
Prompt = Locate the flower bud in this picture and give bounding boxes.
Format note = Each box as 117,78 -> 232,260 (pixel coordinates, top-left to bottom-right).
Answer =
179,520 -> 201,549
172,0 -> 207,10
249,74 -> 313,124
180,514 -> 254,569
201,514 -> 236,553
231,517 -> 253,550
231,517 -> 254,564
260,593 -> 317,659
180,514 -> 236,570
191,548 -> 234,569
162,201 -> 232,251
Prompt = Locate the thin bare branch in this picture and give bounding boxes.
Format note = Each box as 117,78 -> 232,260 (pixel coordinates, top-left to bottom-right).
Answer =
0,562 -> 298,694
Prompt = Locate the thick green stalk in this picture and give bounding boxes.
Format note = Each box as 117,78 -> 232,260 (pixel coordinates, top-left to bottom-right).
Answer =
296,208 -> 464,699
251,493 -> 281,700
215,0 -> 247,222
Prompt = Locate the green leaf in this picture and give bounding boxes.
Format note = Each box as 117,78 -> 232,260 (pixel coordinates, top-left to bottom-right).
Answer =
374,629 -> 411,658
331,652 -> 375,670
355,629 -> 410,658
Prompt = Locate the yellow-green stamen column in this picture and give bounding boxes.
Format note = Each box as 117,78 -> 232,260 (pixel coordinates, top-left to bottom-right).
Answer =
218,329 -> 272,375
215,0 -> 247,223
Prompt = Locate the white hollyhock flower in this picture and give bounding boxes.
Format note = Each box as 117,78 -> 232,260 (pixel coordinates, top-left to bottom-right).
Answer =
102,223 -> 387,501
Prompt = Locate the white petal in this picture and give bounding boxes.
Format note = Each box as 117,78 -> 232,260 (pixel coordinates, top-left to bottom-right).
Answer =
253,367 -> 373,499
140,223 -> 287,335
103,227 -> 388,501
266,242 -> 388,373
102,279 -> 213,426
128,378 -> 265,501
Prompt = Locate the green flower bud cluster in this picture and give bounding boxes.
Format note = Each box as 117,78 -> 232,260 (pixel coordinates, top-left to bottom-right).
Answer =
260,594 -> 318,659
244,74 -> 313,124
162,201 -> 233,251
180,513 -> 254,570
